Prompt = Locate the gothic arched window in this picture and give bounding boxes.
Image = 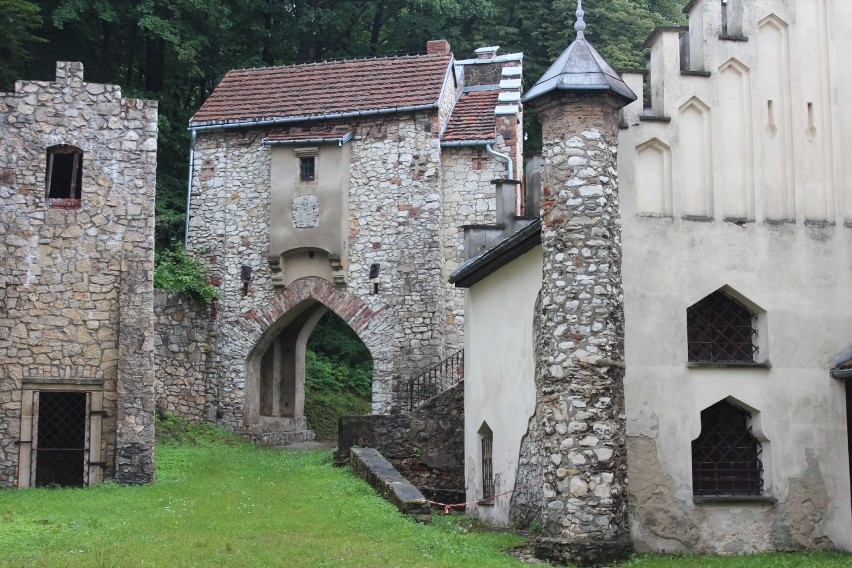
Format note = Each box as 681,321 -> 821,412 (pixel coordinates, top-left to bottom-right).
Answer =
692,400 -> 763,496
687,290 -> 758,363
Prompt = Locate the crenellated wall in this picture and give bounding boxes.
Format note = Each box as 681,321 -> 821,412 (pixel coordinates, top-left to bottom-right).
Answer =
0,62 -> 157,487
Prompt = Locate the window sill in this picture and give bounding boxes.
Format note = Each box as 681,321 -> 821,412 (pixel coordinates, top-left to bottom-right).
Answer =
478,498 -> 495,507
687,361 -> 771,369
47,198 -> 82,209
694,495 -> 776,505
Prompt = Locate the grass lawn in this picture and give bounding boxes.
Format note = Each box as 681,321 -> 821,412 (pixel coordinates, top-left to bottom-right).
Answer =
0,432 -> 527,567
0,424 -> 850,568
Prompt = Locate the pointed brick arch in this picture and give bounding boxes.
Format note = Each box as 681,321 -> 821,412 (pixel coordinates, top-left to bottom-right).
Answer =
238,276 -> 387,361
239,277 -> 394,425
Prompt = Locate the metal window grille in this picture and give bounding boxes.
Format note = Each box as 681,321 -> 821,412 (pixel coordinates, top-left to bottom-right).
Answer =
481,432 -> 494,500
299,156 -> 315,182
692,401 -> 763,496
687,290 -> 758,363
32,391 -> 88,487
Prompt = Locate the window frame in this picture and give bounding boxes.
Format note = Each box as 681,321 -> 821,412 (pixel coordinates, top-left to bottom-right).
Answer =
45,145 -> 84,207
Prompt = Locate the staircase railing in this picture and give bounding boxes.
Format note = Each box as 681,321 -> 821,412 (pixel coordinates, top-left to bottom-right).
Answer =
400,349 -> 464,411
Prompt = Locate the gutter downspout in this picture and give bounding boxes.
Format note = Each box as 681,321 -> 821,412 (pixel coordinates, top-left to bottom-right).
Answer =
485,143 -> 513,180
184,129 -> 197,247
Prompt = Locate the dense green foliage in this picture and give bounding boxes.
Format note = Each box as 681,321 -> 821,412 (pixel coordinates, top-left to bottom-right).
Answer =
153,246 -> 219,303
0,427 -> 531,567
304,312 -> 373,439
4,0 -> 686,248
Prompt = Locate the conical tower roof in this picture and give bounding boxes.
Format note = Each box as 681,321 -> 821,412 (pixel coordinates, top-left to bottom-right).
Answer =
523,0 -> 636,105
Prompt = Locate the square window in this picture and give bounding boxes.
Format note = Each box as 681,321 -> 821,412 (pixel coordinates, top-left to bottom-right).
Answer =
299,156 -> 315,182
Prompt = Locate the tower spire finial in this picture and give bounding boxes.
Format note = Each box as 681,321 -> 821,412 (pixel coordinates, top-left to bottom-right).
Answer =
575,0 -> 587,40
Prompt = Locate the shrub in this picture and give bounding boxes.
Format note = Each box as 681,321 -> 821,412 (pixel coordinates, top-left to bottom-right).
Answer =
154,246 -> 218,304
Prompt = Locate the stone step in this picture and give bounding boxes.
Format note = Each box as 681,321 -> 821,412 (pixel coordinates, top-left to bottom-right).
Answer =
246,429 -> 316,447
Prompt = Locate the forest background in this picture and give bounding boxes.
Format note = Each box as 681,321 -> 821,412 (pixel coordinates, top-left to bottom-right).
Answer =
2,0 -> 685,435
2,0 -> 685,249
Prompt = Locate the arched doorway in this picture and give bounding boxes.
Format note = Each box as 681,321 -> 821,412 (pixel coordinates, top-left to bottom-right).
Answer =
303,311 -> 373,439
241,278 -> 388,442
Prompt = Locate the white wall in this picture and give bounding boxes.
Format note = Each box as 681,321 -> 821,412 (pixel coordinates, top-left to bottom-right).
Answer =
619,0 -> 852,553
464,246 -> 541,524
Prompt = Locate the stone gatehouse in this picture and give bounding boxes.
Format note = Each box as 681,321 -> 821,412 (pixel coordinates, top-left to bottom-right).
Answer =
165,40 -> 525,442
0,62 -> 158,487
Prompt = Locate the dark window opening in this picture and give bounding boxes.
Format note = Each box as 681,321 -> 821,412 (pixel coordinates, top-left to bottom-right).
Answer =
692,400 -> 763,496
299,156 -> 315,182
34,391 -> 87,487
687,290 -> 758,363
46,145 -> 83,202
480,425 -> 494,500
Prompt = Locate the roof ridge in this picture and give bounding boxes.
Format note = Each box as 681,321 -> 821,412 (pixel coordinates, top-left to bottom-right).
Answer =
227,52 -> 451,74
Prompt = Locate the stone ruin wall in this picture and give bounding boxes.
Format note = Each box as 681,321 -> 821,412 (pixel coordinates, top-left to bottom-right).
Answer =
154,290 -> 215,423
336,380 -> 465,505
0,62 -> 157,486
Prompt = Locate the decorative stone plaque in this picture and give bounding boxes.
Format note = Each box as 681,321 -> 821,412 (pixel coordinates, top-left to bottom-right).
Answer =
292,194 -> 319,228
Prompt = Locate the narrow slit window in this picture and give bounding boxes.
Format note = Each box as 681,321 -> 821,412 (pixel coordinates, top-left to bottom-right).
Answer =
479,424 -> 494,500
46,145 -> 83,203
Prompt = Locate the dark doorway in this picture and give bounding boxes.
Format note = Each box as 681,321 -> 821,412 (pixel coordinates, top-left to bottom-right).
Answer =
34,392 -> 87,487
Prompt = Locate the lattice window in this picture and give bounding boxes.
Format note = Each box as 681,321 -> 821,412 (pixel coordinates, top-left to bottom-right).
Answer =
687,290 -> 758,363
480,424 -> 494,500
692,400 -> 763,496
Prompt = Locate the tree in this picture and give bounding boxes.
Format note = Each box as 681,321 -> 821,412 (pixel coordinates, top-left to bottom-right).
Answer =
0,0 -> 44,90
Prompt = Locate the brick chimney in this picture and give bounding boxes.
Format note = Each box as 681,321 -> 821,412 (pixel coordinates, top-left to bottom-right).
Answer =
426,39 -> 451,55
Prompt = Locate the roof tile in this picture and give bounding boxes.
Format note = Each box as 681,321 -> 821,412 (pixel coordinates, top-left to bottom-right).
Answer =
441,89 -> 499,142
191,54 -> 452,126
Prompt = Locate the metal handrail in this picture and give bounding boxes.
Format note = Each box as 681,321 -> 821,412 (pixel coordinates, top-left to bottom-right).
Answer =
400,349 -> 464,411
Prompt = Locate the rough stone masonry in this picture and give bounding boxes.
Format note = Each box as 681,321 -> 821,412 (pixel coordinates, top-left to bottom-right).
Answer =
511,92 -> 631,566
0,62 -> 157,487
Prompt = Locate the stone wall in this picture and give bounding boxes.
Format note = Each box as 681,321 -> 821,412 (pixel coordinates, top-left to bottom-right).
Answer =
337,380 -> 465,504
154,290 -> 214,422
0,62 -> 157,487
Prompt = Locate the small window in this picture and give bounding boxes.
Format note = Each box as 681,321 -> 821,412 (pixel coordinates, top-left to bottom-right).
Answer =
46,145 -> 83,203
299,156 -> 315,182
479,423 -> 494,500
692,400 -> 763,496
687,290 -> 757,363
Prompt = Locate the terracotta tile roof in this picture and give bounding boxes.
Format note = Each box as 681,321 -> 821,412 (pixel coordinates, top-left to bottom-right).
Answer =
263,127 -> 353,145
441,89 -> 498,142
191,54 -> 453,126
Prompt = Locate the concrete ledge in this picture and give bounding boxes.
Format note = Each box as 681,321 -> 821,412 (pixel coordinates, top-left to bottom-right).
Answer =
349,447 -> 432,523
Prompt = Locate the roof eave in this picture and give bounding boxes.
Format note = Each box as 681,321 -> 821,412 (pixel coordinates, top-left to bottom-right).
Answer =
450,219 -> 542,288
441,139 -> 497,147
189,102 -> 441,131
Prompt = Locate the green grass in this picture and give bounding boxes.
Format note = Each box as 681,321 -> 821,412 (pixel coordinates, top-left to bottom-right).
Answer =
1,423 -> 850,567
0,430 -> 528,567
